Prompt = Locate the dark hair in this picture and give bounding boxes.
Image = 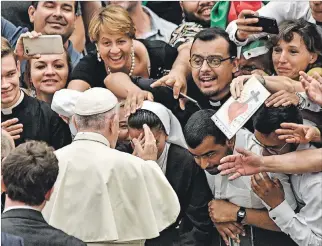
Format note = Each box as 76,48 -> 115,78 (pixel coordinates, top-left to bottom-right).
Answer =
24,47 -> 72,90
2,141 -> 59,206
253,105 -> 303,135
270,19 -> 322,56
31,1 -> 79,14
191,27 -> 237,59
128,110 -> 166,133
184,109 -> 227,148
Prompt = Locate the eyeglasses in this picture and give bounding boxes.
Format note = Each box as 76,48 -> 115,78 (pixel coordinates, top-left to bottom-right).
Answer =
190,55 -> 235,68
253,137 -> 289,155
192,151 -> 217,160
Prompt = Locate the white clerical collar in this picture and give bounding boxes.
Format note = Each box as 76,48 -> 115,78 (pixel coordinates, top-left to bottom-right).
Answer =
209,100 -> 221,107
3,205 -> 40,213
2,90 -> 24,115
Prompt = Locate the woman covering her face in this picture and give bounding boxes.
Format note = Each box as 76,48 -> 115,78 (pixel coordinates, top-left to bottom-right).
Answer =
270,18 -> 322,80
24,50 -> 72,104
69,5 -> 178,91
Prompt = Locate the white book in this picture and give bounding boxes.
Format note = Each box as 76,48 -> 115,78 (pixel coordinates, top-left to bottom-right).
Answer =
212,76 -> 271,139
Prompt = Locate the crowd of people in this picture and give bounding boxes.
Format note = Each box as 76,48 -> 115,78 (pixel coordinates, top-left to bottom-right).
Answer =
1,1 -> 322,246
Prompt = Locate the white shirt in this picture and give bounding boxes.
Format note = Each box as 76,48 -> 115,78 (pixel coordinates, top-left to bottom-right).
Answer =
226,2 -> 315,46
3,205 -> 39,213
206,128 -> 297,210
269,144 -> 322,246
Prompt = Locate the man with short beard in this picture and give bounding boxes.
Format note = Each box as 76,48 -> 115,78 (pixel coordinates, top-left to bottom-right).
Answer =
183,109 -> 298,246
169,1 -> 215,48
105,27 -> 242,127
1,1 -> 82,69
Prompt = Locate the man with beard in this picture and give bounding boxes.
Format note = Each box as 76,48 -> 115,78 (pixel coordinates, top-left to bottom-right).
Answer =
109,1 -> 177,42
183,109 -> 298,246
105,27 -> 241,127
169,1 -> 215,48
1,1 -> 82,69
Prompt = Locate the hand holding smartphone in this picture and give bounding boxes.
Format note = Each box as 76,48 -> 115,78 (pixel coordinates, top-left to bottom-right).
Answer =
244,15 -> 279,34
14,32 -> 65,60
23,35 -> 64,55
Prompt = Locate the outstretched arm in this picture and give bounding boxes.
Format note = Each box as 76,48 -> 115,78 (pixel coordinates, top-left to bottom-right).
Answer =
218,148 -> 322,180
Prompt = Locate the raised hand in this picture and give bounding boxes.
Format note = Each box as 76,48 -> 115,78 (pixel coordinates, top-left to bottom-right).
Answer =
1,118 -> 23,140
218,148 -> 263,180
124,89 -> 154,117
132,124 -> 158,161
265,90 -> 300,107
235,10 -> 262,41
14,31 -> 42,60
150,70 -> 187,110
251,172 -> 285,209
276,122 -> 321,144
299,71 -> 322,106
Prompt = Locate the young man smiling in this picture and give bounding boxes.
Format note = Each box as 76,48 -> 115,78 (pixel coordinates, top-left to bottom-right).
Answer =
1,37 -> 71,149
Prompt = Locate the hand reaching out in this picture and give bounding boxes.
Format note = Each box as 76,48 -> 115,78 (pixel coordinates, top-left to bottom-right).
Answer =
218,148 -> 264,180
299,71 -> 322,106
275,122 -> 321,144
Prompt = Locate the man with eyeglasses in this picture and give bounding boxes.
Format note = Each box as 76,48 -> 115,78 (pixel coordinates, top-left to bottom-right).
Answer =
104,27 -> 249,128
183,109 -> 297,246
246,104 -> 322,246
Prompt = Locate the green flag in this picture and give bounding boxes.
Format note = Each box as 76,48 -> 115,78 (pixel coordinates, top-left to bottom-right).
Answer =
211,1 -> 231,29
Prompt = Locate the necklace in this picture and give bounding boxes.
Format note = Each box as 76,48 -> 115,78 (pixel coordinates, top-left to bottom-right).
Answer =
107,44 -> 135,77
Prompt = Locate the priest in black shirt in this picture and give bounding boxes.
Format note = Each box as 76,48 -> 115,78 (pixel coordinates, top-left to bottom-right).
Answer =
1,37 -> 71,149
105,27 -> 240,128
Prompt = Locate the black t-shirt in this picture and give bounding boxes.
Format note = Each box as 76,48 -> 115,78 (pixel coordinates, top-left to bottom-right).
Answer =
70,39 -> 178,88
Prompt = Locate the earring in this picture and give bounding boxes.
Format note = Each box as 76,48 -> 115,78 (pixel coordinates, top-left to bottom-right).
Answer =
95,44 -> 101,62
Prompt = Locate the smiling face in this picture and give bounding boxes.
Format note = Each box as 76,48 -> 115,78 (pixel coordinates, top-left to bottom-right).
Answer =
191,38 -> 237,101
180,1 -> 215,27
188,136 -> 233,175
29,53 -> 69,97
1,55 -> 21,109
272,32 -> 317,80
97,30 -> 133,73
28,1 -> 76,43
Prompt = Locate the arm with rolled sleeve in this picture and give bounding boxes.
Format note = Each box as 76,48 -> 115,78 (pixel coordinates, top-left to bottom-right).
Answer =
269,178 -> 322,246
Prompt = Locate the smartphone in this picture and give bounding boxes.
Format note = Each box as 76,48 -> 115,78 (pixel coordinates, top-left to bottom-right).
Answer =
23,35 -> 64,55
245,15 -> 279,34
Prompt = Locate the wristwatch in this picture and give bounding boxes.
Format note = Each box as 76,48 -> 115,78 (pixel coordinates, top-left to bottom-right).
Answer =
237,207 -> 246,223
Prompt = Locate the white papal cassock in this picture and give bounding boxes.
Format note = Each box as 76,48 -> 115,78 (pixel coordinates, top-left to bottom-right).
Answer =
42,131 -> 180,245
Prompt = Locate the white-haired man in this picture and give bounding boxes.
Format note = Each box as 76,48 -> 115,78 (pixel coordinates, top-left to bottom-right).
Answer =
43,88 -> 180,246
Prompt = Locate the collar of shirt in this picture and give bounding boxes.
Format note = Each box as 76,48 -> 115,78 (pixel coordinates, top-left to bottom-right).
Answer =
141,6 -> 164,39
2,90 -> 24,115
73,132 -> 110,147
209,100 -> 221,107
3,205 -> 40,213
